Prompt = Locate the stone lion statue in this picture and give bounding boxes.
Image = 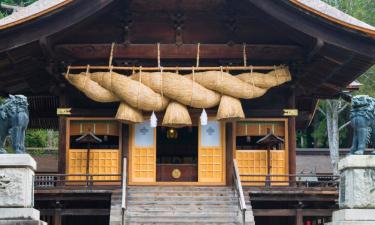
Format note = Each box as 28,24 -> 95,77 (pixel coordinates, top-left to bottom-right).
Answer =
0,95 -> 29,154
349,95 -> 375,155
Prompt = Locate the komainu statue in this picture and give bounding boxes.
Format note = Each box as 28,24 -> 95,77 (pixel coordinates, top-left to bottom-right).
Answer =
350,95 -> 375,155
0,95 -> 29,154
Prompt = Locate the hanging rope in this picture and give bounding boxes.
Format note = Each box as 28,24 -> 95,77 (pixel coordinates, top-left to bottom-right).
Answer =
109,42 -> 115,67
274,65 -> 279,84
160,66 -> 164,100
196,43 -> 200,68
85,64 -> 90,76
109,65 -> 114,90
190,66 -> 195,107
66,65 -> 71,76
243,43 -> 247,67
220,66 -> 224,95
137,66 -> 142,109
157,43 -> 161,68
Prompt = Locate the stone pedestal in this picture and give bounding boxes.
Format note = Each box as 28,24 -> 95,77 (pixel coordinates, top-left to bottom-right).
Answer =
0,154 -> 46,225
328,155 -> 375,225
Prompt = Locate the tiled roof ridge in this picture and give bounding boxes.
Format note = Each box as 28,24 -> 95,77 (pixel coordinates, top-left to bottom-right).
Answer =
0,0 -> 72,29
291,0 -> 375,36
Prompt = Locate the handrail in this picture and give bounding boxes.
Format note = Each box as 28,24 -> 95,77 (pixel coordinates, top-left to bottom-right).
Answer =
121,157 -> 127,225
233,159 -> 246,224
34,174 -> 122,189
238,173 -> 340,188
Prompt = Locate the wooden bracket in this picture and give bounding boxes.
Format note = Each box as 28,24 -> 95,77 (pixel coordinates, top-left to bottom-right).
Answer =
171,11 -> 185,46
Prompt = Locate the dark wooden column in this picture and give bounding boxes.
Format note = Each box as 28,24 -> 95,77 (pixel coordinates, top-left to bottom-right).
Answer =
225,122 -> 234,186
288,89 -> 297,178
121,124 -> 130,183
122,124 -> 130,159
54,210 -> 62,225
58,94 -> 68,174
296,208 -> 303,225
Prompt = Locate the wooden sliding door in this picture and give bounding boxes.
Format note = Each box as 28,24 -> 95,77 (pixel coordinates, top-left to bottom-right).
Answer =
66,118 -> 121,181
198,119 -> 225,184
130,121 -> 156,183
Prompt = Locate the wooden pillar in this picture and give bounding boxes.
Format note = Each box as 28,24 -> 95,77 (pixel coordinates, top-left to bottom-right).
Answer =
58,94 -> 68,174
53,213 -> 62,225
121,124 -> 129,183
225,122 -> 234,186
296,209 -> 303,225
122,124 -> 129,159
288,89 -> 297,178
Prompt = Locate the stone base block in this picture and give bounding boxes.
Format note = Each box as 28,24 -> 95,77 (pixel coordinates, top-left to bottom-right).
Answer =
329,222 -> 375,225
0,154 -> 36,208
333,209 -> 375,221
338,155 -> 375,208
328,209 -> 375,225
0,220 -> 47,225
0,208 -> 40,220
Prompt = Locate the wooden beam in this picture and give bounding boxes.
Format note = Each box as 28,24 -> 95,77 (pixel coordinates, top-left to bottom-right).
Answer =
55,43 -> 303,61
253,209 -> 295,216
253,209 -> 334,217
39,208 -> 109,216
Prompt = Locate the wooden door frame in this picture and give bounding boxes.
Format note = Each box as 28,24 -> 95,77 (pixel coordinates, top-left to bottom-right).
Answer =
233,118 -> 289,183
65,117 -> 123,178
128,122 -> 157,184
128,118 -> 226,186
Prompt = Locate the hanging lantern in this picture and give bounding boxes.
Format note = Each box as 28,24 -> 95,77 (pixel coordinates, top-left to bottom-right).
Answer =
167,128 -> 178,139
200,109 -> 208,126
150,111 -> 158,128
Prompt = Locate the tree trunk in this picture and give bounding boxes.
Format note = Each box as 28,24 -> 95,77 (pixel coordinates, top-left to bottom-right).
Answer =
326,100 -> 340,176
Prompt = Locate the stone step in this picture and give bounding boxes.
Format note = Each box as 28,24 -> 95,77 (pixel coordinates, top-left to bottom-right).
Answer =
123,205 -> 239,212
125,216 -> 240,223
123,222 -> 240,225
126,191 -> 236,197
127,196 -> 237,201
110,186 -> 247,225
127,187 -> 233,192
125,211 -> 239,217
126,200 -> 238,206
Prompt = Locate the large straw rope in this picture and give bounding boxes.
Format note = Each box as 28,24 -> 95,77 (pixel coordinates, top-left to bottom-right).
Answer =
65,66 -> 291,123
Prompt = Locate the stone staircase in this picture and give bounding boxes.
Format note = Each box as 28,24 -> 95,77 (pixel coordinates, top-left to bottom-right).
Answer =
110,186 -> 255,225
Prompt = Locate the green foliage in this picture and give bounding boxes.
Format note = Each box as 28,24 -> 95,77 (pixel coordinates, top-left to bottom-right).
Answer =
322,0 -> 375,25
297,1 -> 375,149
0,0 -> 37,18
25,129 -> 48,148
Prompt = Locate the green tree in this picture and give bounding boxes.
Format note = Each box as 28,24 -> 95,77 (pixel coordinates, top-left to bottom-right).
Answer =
0,0 -> 37,18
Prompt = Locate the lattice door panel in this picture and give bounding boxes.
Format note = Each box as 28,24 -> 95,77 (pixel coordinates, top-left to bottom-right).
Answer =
270,151 -> 288,186
67,149 -> 120,181
131,147 -> 156,182
198,147 -> 223,183
236,151 -> 267,186
90,150 -> 119,180
67,150 -> 87,181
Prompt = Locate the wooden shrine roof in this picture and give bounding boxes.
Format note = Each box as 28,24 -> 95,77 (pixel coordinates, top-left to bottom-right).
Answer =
290,0 -> 375,37
0,0 -> 374,129
1,0 -> 374,37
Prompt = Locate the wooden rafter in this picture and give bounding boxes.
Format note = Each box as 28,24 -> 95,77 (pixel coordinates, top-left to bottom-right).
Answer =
55,43 -> 303,61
